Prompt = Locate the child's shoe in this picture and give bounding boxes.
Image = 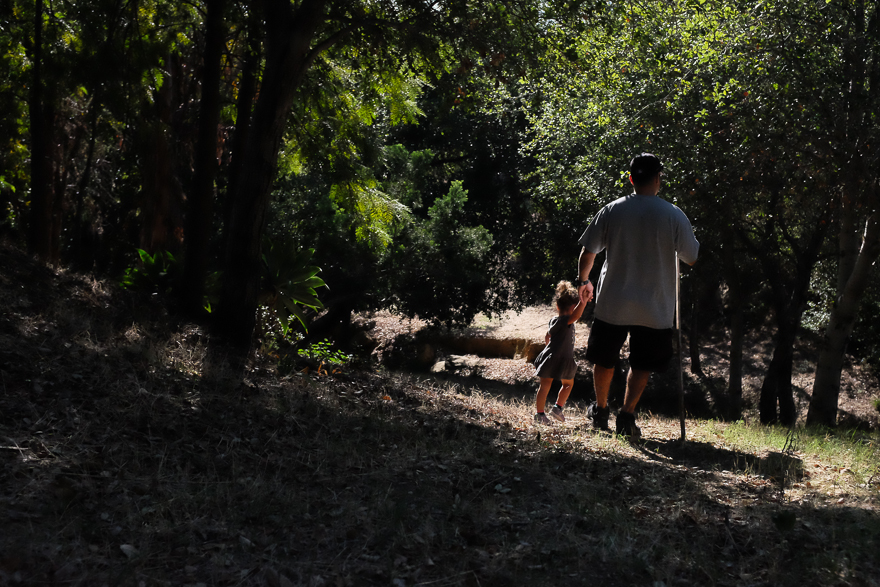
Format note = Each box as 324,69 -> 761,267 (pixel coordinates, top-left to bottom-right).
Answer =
549,405 -> 565,423
587,401 -> 610,431
534,412 -> 553,426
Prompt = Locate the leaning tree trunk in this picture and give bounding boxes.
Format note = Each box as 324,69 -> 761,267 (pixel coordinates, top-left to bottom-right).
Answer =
807,210 -> 880,426
806,0 -> 880,426
182,0 -> 224,315
218,0 -> 327,345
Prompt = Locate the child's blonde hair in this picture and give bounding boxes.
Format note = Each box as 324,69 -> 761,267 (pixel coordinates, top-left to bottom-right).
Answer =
553,280 -> 580,312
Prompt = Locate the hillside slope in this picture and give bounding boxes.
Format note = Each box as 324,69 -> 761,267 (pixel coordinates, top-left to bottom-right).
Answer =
1,243 -> 879,586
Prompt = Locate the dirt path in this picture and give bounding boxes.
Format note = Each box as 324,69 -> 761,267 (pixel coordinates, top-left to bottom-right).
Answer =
366,306 -> 880,429
370,305 -> 591,350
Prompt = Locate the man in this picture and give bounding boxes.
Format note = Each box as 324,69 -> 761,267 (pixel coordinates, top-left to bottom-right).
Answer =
575,153 -> 699,438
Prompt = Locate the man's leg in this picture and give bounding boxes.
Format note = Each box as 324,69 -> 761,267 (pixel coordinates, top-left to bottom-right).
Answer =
592,364 -> 614,408
621,368 -> 651,414
586,320 -> 627,431
587,365 -> 614,430
615,368 -> 650,439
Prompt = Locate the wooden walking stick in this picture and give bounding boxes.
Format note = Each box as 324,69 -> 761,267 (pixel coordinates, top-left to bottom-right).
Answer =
676,253 -> 686,442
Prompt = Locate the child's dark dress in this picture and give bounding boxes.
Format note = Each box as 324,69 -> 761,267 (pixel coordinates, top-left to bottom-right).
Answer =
533,315 -> 578,380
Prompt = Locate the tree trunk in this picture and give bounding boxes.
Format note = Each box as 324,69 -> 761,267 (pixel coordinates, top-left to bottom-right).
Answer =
183,0 -> 225,315
720,239 -> 744,413
27,0 -> 56,263
71,100 -> 99,270
222,25 -> 260,257
688,274 -> 703,376
759,322 -> 797,426
727,298 -> 745,413
138,59 -> 176,254
807,5 -> 880,425
225,23 -> 260,205
138,121 -> 173,253
807,210 -> 880,426
218,0 -> 328,345
756,216 -> 826,427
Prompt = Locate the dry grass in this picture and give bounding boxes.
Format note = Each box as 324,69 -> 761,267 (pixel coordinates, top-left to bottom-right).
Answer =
1,243 -> 880,586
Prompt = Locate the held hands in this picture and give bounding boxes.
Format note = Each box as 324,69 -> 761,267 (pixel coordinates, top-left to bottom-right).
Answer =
567,282 -> 592,325
578,282 -> 594,303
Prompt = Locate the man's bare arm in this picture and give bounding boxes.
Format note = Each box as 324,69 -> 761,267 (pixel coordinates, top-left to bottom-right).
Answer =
578,247 -> 596,302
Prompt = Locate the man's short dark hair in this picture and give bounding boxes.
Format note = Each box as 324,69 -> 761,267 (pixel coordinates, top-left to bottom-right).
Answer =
630,153 -> 663,186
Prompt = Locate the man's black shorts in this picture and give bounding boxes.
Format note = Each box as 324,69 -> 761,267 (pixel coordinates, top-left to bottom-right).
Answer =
585,319 -> 673,372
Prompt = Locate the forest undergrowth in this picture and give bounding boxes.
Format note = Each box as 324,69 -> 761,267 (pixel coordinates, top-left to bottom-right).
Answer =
1,243 -> 879,587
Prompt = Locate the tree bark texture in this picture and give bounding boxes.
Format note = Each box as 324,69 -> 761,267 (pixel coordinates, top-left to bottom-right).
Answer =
27,0 -> 57,264
720,236 -> 745,412
225,21 -> 260,205
219,0 -> 327,345
756,215 -> 826,426
758,322 -> 797,426
138,60 -> 181,255
808,210 -> 880,426
807,6 -> 880,426
183,0 -> 225,315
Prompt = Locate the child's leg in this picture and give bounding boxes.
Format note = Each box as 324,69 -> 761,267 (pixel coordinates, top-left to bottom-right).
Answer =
555,378 -> 575,408
535,377 -> 554,413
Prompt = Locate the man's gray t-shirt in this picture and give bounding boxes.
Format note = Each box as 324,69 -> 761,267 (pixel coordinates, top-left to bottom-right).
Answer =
578,194 -> 699,330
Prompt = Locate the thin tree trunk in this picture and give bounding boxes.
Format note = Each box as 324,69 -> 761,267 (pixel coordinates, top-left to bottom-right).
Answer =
757,217 -> 826,426
721,238 -> 744,413
138,121 -> 173,253
222,26 -> 260,260
27,0 -> 55,263
183,0 -> 225,315
226,25 -> 259,204
759,323 -> 797,426
138,56 -> 176,254
727,299 -> 745,411
688,275 -> 703,376
71,100 -> 99,270
807,210 -> 880,426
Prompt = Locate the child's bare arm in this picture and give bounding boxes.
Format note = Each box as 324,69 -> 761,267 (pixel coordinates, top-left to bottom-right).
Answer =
566,288 -> 589,325
545,330 -> 551,345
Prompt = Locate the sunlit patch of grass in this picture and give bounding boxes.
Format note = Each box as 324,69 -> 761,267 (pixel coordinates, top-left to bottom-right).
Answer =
797,427 -> 880,484
692,419 -> 880,496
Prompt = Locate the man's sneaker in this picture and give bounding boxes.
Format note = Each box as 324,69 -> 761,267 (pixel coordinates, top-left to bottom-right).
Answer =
534,412 -> 553,426
549,405 -> 566,423
587,401 -> 610,431
615,411 -> 642,439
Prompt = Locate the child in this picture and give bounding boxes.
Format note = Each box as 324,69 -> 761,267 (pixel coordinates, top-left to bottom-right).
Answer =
532,281 -> 587,425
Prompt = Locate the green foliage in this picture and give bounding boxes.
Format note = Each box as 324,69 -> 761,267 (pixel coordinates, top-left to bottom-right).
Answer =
297,339 -> 352,367
119,248 -> 219,312
377,180 -> 495,326
120,248 -> 182,294
260,238 -> 326,335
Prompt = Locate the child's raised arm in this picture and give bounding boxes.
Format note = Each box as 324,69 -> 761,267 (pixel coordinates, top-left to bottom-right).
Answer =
565,287 -> 589,325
